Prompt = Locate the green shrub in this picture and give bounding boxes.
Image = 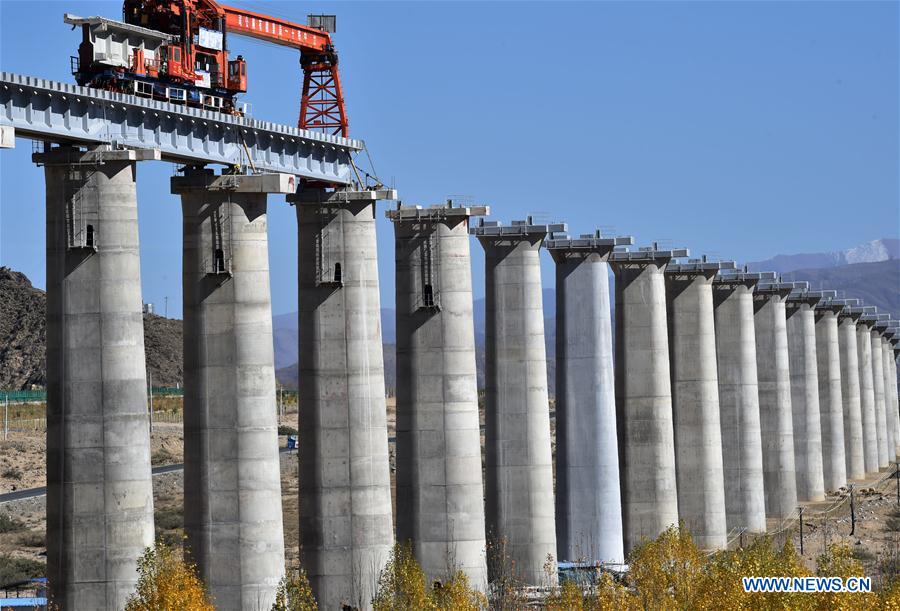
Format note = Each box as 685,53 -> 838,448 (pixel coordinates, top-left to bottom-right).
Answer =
0,554 -> 44,587
0,513 -> 26,533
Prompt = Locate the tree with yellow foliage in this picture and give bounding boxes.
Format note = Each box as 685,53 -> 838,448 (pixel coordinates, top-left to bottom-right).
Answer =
124,541 -> 214,611
372,543 -> 434,611
271,569 -> 318,611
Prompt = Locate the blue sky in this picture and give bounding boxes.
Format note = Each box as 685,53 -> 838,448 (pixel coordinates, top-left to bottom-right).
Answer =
1,1 -> 897,318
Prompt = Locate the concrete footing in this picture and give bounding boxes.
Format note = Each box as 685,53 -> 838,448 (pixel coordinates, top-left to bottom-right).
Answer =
174,168 -> 290,610
609,246 -> 687,552
291,188 -> 398,610
754,281 -> 798,519
785,288 -> 825,502
854,310 -> 879,474
38,145 -> 158,609
547,231 -> 631,564
814,296 -> 847,491
389,203 -> 489,590
838,308 -> 866,480
712,272 -> 768,533
665,259 -> 731,550
472,218 -> 562,585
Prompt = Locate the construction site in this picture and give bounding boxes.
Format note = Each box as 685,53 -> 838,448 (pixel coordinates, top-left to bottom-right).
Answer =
0,1 -> 898,609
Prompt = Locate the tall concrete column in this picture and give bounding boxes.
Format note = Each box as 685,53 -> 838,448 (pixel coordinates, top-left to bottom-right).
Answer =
890,336 -> 900,458
547,231 -> 632,564
852,307 -> 879,474
389,203 -> 489,589
609,245 -> 687,552
753,280 -> 798,519
290,188 -> 398,610
875,323 -> 895,464
472,219 -> 562,585
39,145 -> 158,609
174,169 -> 292,610
885,332 -> 900,458
712,271 -> 770,533
813,294 -> 847,492
785,287 -> 825,502
871,323 -> 889,468
838,304 -> 865,480
665,258 -> 732,550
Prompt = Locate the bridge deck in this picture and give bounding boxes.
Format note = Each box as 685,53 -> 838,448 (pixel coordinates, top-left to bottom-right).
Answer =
0,72 -> 362,184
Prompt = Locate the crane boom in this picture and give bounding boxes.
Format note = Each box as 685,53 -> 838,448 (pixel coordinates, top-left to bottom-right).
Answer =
218,4 -> 348,136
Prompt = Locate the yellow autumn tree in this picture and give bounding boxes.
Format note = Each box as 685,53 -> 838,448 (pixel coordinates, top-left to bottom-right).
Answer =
271,569 -> 318,611
431,570 -> 487,611
372,543 -> 434,611
124,541 -> 214,611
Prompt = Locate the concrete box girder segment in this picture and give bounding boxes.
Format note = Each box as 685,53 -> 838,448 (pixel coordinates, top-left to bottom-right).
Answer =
388,202 -> 489,589
664,257 -> 733,549
608,245 -> 686,551
712,268 -> 769,532
753,274 -> 798,518
1,71 -> 362,183
174,168 -> 286,609
471,218 -> 561,585
290,187 -> 396,610
546,230 -> 633,564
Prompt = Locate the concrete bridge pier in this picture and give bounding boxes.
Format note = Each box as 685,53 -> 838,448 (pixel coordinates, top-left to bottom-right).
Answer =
813,294 -> 847,491
546,231 -> 633,564
38,144 -> 158,610
852,308 -> 879,474
609,245 -> 687,552
665,258 -> 733,550
174,169 -> 293,610
871,322 -> 889,468
753,280 -> 798,519
290,188 -> 397,610
472,218 -> 563,586
884,333 -> 900,459
389,202 -> 489,590
838,304 -> 866,480
712,270 -> 769,533
785,287 -> 825,502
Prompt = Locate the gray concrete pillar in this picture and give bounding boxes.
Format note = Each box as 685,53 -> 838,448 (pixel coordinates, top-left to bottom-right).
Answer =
753,281 -> 798,519
174,169 -> 293,610
290,188 -> 398,610
785,287 -> 825,502
871,326 -> 889,468
712,271 -> 768,533
885,335 -> 900,459
838,306 -> 865,480
547,231 -> 632,564
890,339 -> 900,458
609,245 -> 687,552
665,259 -> 731,550
389,203 -> 489,589
471,218 -> 562,586
853,309 -> 879,474
38,145 -> 158,609
813,295 -> 847,491
875,327 -> 895,464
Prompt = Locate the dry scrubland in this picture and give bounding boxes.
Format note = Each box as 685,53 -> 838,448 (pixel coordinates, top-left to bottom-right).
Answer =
4,397 -> 900,606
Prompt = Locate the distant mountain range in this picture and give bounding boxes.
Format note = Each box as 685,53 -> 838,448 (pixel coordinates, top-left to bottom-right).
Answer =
747,238 -> 898,274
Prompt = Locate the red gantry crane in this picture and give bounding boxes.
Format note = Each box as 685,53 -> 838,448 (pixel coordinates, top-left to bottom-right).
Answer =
73,0 -> 349,136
